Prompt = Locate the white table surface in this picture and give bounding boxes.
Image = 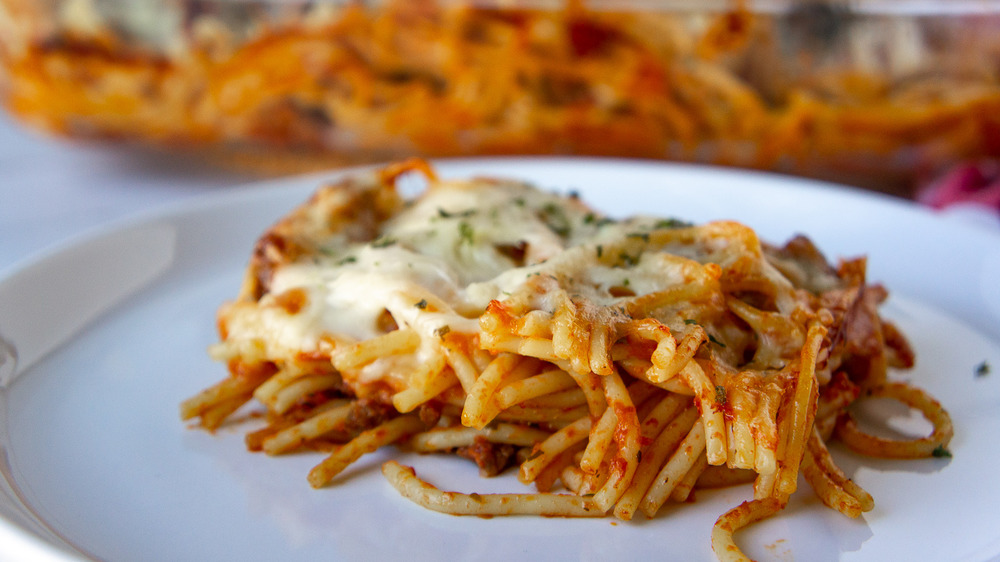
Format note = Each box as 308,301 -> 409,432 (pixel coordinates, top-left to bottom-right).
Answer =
0,112 -> 254,275
2,111 -> 998,277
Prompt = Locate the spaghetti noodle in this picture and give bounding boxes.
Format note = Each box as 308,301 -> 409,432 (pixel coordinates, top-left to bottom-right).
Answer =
181,160 -> 952,560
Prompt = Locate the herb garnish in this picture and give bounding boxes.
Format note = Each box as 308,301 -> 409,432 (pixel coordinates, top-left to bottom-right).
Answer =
539,202 -> 571,237
438,207 -> 476,219
715,385 -> 727,405
975,360 -> 991,378
618,252 -> 639,267
932,445 -> 952,458
582,213 -> 616,228
458,221 -> 475,245
655,218 -> 691,229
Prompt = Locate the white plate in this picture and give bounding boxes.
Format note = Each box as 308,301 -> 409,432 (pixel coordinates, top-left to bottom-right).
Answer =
1,158 -> 999,562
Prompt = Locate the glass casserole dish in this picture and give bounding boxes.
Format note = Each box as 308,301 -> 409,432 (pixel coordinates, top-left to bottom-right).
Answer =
2,0 -> 999,193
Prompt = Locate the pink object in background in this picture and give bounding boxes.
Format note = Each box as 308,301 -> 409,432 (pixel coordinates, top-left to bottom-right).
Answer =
916,162 -> 1000,232
918,161 -> 1000,211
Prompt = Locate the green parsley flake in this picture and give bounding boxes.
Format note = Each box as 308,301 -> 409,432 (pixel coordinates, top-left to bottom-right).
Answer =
458,221 -> 475,245
415,299 -> 428,309
975,360 -> 990,377
539,202 -> 571,237
708,333 -> 727,348
655,218 -> 691,229
438,207 -> 476,219
932,445 -> 952,458
618,252 -> 639,267
714,385 -> 727,405
584,215 -> 616,227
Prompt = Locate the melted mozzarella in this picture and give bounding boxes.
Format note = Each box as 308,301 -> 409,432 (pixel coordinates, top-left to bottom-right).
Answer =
227,178 -> 688,352
268,246 -> 475,342
247,180 -> 592,345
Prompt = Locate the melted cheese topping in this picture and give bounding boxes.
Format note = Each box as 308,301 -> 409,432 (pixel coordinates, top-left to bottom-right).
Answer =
224,177 -> 697,356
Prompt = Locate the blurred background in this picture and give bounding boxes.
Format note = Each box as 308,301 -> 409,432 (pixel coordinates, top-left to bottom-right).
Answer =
2,0 -> 1000,267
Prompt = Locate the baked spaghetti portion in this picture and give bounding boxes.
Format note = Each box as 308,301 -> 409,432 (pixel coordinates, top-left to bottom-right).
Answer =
181,160 -> 952,561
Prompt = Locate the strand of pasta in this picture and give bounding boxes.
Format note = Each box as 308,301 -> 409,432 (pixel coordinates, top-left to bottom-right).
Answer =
408,423 -> 551,452
262,399 -> 353,454
556,363 -> 608,418
627,319 -> 707,385
462,353 -> 531,428
579,405 -> 618,474
750,380 -> 782,475
774,322 -> 825,496
519,415 -> 592,484
493,368 -> 578,411
271,374 -> 342,415
680,360 -> 728,465
801,426 -> 873,518
252,364 -> 308,410
534,442 -> 587,493
671,452 -> 709,502
332,328 -> 420,372
180,360 -> 276,428
198,395 -> 254,430
640,418 -> 708,517
308,414 -> 425,488
711,497 -> 787,562
567,442 -> 616,497
495,404 -> 591,424
624,282 -> 719,318
393,366 -> 459,413
440,336 -> 481,393
636,392 -> 691,440
614,402 -> 698,520
590,369 -> 641,512
617,354 -> 695,395
179,366 -> 270,420
753,385 -> 789,500
697,465 -> 758,490
382,461 -> 603,517
835,381 -> 954,459
517,387 -> 587,409
588,322 -> 615,376
725,382 -> 759,471
551,295 -> 592,375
